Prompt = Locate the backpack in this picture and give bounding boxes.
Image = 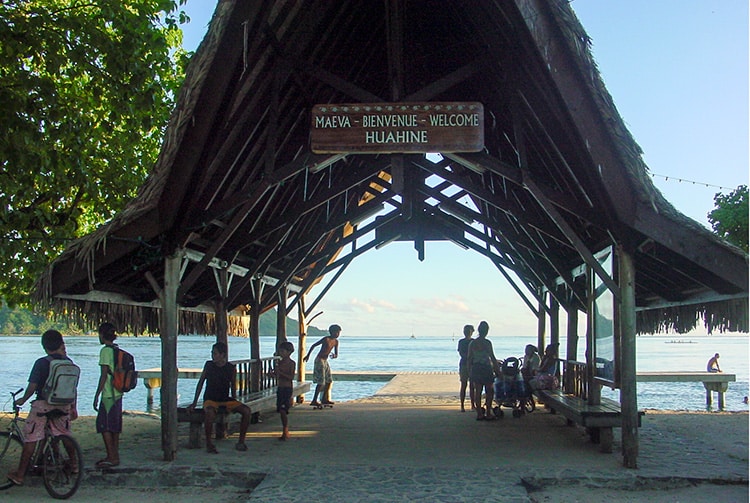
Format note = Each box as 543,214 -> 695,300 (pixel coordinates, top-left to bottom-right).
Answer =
109,345 -> 138,393
42,357 -> 80,406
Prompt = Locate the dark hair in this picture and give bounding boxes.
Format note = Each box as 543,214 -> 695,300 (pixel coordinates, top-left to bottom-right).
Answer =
41,330 -> 64,352
329,324 -> 341,335
98,322 -> 117,342
477,321 -> 489,336
463,324 -> 474,335
279,341 -> 294,353
212,342 -> 228,355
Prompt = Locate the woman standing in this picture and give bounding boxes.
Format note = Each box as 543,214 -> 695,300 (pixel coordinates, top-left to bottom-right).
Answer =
467,321 -> 501,420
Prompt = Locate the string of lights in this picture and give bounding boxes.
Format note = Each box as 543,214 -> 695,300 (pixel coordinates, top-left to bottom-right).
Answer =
650,173 -> 738,192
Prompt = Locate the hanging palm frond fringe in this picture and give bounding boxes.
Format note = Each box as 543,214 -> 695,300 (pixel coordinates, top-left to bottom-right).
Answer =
43,299 -> 249,337
637,299 -> 749,335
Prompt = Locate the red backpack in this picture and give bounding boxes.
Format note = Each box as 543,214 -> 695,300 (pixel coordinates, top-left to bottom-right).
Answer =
109,345 -> 138,393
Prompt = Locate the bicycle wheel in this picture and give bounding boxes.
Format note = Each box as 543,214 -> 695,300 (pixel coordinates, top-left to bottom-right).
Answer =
42,435 -> 82,499
0,431 -> 24,490
523,397 -> 536,413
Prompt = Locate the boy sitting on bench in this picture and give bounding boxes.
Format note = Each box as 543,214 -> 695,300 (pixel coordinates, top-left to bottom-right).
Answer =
188,342 -> 251,453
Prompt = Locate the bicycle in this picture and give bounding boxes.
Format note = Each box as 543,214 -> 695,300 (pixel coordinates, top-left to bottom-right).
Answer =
0,388 -> 83,499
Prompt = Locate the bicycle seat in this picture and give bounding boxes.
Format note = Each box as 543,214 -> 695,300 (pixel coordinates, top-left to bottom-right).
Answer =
37,409 -> 68,420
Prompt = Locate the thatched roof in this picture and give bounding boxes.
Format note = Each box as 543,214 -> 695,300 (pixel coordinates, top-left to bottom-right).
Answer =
33,0 -> 747,336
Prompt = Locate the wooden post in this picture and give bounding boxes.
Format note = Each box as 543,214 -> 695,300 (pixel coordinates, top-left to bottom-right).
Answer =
550,297 -> 560,348
276,287 -> 288,351
565,306 -> 578,393
537,290 -> 546,356
297,296 -> 307,403
249,296 -> 261,392
215,268 -> 229,349
586,266 -> 598,404
160,253 -> 180,462
549,297 -> 561,385
249,286 -> 262,424
618,246 -> 639,468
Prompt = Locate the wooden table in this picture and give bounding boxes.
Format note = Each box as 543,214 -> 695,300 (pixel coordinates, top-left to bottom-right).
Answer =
139,368 -> 203,406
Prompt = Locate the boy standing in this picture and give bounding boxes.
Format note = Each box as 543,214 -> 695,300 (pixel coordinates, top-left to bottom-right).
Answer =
188,342 -> 251,453
273,341 -> 296,440
7,330 -> 78,486
93,322 -> 123,468
457,324 -> 475,412
302,324 -> 341,406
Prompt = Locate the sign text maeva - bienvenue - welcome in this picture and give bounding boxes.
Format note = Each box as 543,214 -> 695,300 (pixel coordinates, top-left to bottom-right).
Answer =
310,102 -> 484,154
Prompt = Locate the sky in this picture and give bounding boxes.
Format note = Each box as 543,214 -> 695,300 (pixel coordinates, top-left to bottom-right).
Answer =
178,1 -> 748,337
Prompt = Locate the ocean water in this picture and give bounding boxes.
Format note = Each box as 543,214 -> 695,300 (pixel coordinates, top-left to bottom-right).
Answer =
0,334 -> 747,415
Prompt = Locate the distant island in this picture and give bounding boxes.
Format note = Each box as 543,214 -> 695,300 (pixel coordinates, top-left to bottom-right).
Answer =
0,302 -> 327,338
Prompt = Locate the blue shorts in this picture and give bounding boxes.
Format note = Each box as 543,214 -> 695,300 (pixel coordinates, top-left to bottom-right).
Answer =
96,397 -> 123,434
277,387 -> 293,412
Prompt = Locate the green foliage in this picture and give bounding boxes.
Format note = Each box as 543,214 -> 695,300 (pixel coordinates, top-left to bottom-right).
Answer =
0,303 -> 328,337
0,0 -> 190,306
259,309 -> 327,338
708,185 -> 749,253
0,299 -> 70,333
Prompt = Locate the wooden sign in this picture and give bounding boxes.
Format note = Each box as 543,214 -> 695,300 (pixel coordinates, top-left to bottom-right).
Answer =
311,102 -> 484,154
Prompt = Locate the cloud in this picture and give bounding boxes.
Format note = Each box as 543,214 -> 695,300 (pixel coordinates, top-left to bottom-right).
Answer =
348,297 -> 400,313
411,296 -> 471,313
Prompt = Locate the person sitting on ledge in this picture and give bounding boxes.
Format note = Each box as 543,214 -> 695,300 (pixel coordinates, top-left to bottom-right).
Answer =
188,342 -> 251,454
707,353 -> 721,373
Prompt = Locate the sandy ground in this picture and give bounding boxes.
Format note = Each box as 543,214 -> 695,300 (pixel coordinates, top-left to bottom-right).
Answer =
2,373 -> 748,502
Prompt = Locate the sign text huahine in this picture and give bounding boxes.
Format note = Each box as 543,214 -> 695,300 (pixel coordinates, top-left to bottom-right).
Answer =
310,102 -> 484,154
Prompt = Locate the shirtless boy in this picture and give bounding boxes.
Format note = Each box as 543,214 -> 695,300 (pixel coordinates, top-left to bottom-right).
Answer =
273,341 -> 296,440
302,324 -> 341,406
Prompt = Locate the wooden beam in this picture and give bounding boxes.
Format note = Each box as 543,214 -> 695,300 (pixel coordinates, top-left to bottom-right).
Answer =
404,58 -> 484,102
386,0 -> 404,101
524,177 -> 620,299
517,90 -> 594,208
177,182 -> 272,301
446,152 -> 604,226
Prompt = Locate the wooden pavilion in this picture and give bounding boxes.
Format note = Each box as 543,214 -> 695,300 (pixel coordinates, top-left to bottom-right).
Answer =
33,0 -> 748,468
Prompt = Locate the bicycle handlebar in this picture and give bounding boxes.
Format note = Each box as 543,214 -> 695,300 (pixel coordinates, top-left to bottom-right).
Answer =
10,388 -> 24,413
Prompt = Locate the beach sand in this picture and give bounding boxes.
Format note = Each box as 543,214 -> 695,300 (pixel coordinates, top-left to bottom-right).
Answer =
2,373 -> 748,502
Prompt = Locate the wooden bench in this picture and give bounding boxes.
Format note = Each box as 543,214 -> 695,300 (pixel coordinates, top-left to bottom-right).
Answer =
535,388 -> 644,453
177,381 -> 311,448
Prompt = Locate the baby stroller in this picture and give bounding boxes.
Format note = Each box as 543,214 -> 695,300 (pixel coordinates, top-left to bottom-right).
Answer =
492,357 -> 535,418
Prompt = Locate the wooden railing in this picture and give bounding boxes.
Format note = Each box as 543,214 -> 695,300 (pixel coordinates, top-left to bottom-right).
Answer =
232,356 -> 280,396
559,358 -> 587,400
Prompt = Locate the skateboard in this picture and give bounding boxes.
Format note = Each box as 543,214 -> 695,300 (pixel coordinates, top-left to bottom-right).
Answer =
311,402 -> 334,410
